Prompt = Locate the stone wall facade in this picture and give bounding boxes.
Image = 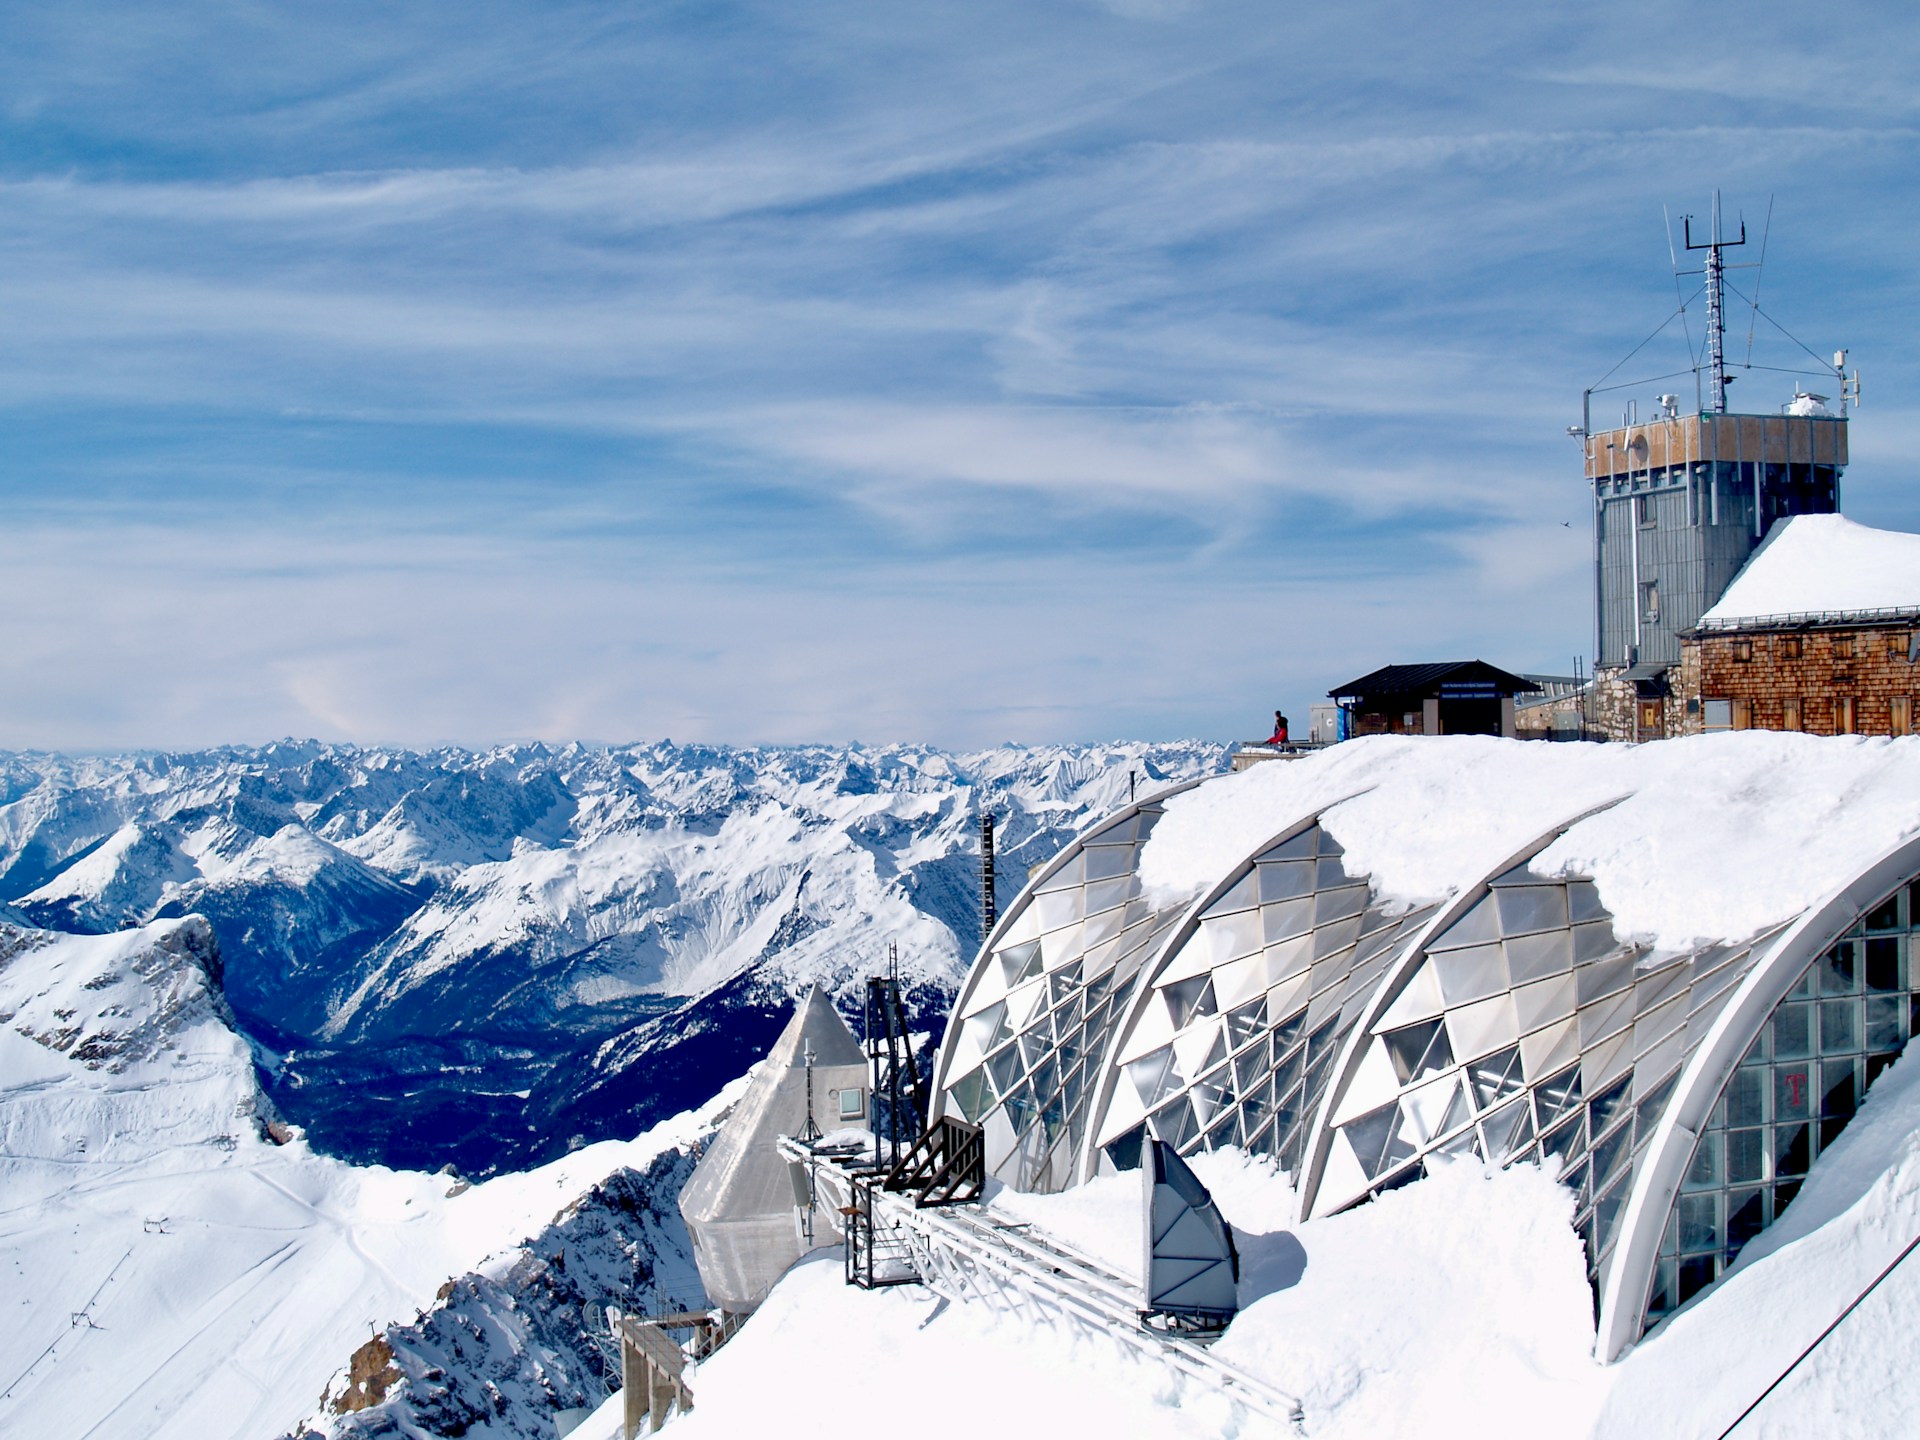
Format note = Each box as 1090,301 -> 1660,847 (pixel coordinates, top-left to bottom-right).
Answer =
1590,666 -> 1687,743
1675,622 -> 1920,737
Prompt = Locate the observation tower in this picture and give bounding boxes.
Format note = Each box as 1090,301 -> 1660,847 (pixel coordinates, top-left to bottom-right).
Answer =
1580,195 -> 1858,741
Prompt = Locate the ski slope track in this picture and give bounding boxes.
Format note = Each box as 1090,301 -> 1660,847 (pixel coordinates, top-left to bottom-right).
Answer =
0,915 -> 746,1440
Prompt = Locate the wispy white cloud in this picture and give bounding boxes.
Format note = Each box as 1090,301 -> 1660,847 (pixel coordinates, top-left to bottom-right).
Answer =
4,0 -> 1920,746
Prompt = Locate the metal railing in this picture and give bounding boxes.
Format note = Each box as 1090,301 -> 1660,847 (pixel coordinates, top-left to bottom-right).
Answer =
779,1135 -> 1305,1432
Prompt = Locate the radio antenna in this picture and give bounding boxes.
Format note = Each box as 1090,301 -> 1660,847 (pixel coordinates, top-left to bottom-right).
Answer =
1683,191 -> 1747,413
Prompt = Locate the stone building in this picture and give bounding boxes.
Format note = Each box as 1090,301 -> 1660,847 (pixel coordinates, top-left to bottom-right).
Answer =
1585,404 -> 1850,741
1666,514 -> 1920,738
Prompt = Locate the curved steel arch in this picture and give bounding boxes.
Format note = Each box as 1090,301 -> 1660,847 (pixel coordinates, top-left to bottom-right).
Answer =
1296,800 -> 1629,1220
1071,805 -> 1341,1186
929,776 -> 1207,1104
1595,827 -> 1920,1361
930,777 -> 1212,1189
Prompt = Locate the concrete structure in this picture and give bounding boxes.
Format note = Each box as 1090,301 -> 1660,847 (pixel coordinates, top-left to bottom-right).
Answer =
931,753 -> 1920,1359
1329,661 -> 1531,739
678,985 -> 866,1312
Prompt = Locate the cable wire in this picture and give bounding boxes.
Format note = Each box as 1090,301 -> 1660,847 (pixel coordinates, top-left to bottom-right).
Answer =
1713,1229 -> 1920,1440
1588,295 -> 1700,391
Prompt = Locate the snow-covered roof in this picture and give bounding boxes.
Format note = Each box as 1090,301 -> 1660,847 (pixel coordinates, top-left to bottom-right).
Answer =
1700,513 -> 1920,626
934,732 -> 1920,1363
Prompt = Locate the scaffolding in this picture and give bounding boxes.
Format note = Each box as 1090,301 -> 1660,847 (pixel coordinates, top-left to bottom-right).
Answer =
608,1308 -> 745,1439
864,950 -> 925,1170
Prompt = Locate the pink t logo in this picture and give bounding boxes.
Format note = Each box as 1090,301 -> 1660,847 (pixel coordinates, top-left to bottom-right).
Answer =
1785,1072 -> 1807,1109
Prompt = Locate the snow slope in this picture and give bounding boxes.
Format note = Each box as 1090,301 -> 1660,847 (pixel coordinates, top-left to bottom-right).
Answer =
0,915 -> 743,1440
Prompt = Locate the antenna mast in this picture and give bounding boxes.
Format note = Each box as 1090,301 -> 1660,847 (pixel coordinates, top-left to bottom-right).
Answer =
1684,192 -> 1747,414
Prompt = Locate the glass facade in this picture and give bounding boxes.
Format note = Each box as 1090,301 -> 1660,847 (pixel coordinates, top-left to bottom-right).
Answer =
1642,881 -> 1920,1332
932,765 -> 1920,1362
1315,862 -> 1777,1305
940,788 -> 1200,1191
1096,822 -> 1436,1178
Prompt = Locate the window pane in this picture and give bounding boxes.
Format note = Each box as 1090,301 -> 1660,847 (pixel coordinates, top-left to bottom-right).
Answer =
1772,1002 -> 1813,1059
1727,1188 -> 1766,1252
1683,1132 -> 1723,1191
1822,999 -> 1860,1052
1772,1122 -> 1810,1179
1866,995 -> 1905,1051
1774,1065 -> 1812,1122
1821,1060 -> 1858,1122
1726,1068 -> 1767,1128
1866,937 -> 1902,992
1677,1193 -> 1720,1252
1727,1128 -> 1766,1184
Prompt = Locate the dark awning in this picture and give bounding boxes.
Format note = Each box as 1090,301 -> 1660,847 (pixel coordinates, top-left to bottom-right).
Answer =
1329,660 -> 1536,704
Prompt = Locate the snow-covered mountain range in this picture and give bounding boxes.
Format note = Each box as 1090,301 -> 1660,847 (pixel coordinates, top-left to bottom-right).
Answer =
0,912 -> 740,1440
0,741 -> 1225,1174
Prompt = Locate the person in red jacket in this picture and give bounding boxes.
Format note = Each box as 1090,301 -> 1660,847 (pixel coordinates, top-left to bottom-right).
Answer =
1266,710 -> 1289,745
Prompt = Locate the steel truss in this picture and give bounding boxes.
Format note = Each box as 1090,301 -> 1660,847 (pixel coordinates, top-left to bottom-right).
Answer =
779,1135 -> 1304,1432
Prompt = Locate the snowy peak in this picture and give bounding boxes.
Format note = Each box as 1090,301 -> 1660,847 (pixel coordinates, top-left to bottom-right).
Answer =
0,915 -> 232,1076
0,740 -> 1227,1173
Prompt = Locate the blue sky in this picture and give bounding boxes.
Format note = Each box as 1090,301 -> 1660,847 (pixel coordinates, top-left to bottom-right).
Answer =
5,1 -> 1919,750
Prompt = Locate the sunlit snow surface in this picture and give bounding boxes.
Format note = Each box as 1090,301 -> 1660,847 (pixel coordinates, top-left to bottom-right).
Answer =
1703,513 -> 1920,624
639,1102 -> 1920,1440
0,917 -> 743,1440
1140,731 -> 1920,952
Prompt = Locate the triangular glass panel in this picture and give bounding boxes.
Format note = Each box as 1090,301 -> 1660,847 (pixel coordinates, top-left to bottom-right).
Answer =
1539,1111 -> 1587,1169
1127,1046 -> 1180,1107
962,1001 -> 1009,1055
1257,860 -> 1314,903
1206,1109 -> 1241,1150
1343,1102 -> 1403,1179
1588,1074 -> 1634,1137
999,939 -> 1044,987
1567,880 -> 1608,923
1534,1064 -> 1582,1124
1589,1124 -> 1631,1189
1205,872 -> 1260,917
1384,1018 -> 1452,1084
1271,1007 -> 1308,1051
1153,1097 -> 1200,1151
1437,1079 -> 1474,1138
949,1068 -> 990,1123
1480,1095 -> 1531,1160
1428,896 -> 1502,953
1225,998 -> 1265,1050
1164,976 -> 1219,1028
1233,1043 -> 1268,1092
1261,829 -> 1319,862
1467,1045 -> 1525,1108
